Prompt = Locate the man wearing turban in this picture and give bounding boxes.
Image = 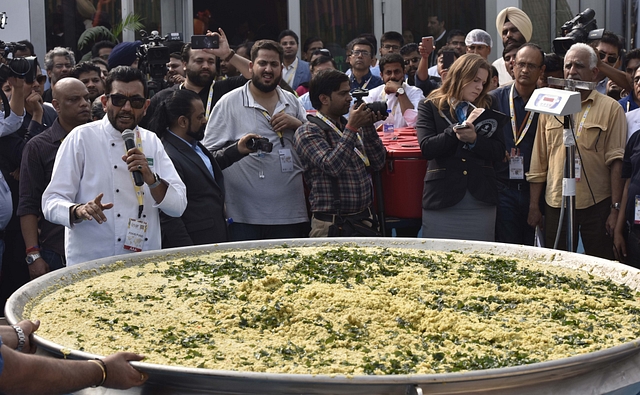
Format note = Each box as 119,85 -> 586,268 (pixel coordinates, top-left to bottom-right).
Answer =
494,7 -> 532,85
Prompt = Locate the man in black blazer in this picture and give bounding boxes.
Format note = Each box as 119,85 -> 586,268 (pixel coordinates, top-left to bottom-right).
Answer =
154,89 -> 258,248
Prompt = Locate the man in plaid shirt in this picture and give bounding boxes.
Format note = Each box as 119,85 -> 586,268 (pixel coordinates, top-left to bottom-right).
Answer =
294,69 -> 386,237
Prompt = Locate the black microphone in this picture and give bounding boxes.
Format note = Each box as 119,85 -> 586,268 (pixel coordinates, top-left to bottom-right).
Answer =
122,129 -> 145,186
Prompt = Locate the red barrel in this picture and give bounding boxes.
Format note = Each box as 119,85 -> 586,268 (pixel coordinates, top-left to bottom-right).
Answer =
380,132 -> 426,219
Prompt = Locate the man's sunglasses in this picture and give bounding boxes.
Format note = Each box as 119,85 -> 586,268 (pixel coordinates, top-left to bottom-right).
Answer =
598,51 -> 618,64
108,94 -> 146,109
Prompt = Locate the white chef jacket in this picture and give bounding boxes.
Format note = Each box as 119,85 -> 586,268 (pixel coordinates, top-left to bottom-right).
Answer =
363,83 -> 424,128
42,117 -> 187,266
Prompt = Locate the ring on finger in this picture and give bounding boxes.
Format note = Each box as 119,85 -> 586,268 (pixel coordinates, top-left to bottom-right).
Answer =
137,165 -> 142,170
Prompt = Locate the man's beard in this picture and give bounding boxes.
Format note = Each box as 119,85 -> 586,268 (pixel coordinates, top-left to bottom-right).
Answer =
186,68 -> 215,87
252,73 -> 281,93
186,120 -> 205,141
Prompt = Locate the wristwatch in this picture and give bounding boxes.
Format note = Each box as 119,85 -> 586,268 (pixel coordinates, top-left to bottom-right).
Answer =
396,87 -> 405,96
611,202 -> 621,210
148,173 -> 162,189
26,252 -> 41,265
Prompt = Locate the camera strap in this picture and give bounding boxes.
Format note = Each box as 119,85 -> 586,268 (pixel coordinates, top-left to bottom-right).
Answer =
312,113 -> 370,167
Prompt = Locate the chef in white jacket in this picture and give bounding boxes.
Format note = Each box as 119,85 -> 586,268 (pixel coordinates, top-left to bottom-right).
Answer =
43,67 -> 186,266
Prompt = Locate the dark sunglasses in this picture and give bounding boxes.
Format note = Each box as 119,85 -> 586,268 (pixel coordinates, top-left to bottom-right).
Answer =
598,51 -> 618,64
108,93 -> 146,109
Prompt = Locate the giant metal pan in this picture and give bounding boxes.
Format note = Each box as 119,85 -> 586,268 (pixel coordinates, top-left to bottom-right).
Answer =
7,238 -> 640,395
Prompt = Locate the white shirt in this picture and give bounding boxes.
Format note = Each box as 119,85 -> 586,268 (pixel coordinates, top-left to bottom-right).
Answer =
627,107 -> 640,141
203,82 -> 309,225
363,82 -> 424,128
282,57 -> 299,87
42,117 -> 187,266
428,65 -> 440,78
492,58 -> 513,86
0,109 -> 25,137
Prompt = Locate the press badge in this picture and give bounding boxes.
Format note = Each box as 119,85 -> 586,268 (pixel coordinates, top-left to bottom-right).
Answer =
635,196 -> 640,225
279,148 -> 294,172
123,218 -> 148,252
509,154 -> 524,180
574,157 -> 581,181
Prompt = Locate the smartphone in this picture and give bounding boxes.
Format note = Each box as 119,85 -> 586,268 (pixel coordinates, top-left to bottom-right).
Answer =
453,122 -> 468,130
191,35 -> 219,49
421,36 -> 434,49
442,50 -> 455,69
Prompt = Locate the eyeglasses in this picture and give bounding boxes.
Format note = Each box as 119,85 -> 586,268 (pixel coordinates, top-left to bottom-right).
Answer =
404,57 -> 420,65
351,50 -> 371,57
382,44 -> 401,51
598,51 -> 618,64
35,75 -> 47,84
514,62 -> 541,71
108,94 -> 146,109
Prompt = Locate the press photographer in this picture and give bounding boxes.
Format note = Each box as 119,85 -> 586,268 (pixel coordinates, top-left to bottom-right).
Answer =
552,9 -> 631,96
294,69 -> 386,237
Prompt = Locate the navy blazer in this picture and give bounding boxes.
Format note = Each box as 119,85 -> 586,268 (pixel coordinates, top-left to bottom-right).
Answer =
290,59 -> 311,91
416,99 -> 506,210
160,132 -> 244,247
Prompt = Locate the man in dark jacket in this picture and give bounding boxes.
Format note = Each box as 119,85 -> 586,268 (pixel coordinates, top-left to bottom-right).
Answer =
152,89 -> 259,247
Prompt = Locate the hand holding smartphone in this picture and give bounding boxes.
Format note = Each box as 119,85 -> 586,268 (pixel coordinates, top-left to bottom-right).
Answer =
421,36 -> 434,55
191,35 -> 219,49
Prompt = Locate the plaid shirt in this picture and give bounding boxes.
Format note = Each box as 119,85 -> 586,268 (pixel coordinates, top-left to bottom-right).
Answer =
294,115 -> 386,214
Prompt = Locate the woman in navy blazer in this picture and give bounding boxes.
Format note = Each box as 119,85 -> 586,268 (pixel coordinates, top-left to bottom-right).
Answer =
416,54 -> 505,241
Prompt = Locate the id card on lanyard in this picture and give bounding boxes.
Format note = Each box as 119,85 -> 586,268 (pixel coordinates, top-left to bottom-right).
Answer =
259,109 -> 292,173
508,84 -> 533,180
123,128 -> 148,252
573,103 -> 592,182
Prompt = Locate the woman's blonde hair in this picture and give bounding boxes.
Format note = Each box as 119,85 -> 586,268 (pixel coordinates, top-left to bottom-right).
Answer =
427,53 -> 492,117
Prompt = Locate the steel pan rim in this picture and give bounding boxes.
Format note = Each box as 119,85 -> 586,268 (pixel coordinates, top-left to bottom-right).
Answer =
7,237 -> 640,386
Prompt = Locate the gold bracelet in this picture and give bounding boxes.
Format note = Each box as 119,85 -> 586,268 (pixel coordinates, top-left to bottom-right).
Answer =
88,359 -> 107,387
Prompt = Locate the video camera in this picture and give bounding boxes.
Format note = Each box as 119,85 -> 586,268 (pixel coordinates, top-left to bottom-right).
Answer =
553,8 -> 604,55
351,88 -> 388,119
137,30 -> 183,97
0,39 -> 40,117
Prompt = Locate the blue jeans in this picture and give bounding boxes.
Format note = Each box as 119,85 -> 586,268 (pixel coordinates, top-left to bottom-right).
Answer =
40,248 -> 66,271
495,183 -> 535,245
229,222 -> 308,241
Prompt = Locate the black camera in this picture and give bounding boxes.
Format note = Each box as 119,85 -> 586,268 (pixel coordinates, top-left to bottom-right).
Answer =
137,30 -> 182,97
553,8 -> 603,55
246,137 -> 273,153
0,40 -> 39,84
351,88 -> 388,119
191,35 -> 219,49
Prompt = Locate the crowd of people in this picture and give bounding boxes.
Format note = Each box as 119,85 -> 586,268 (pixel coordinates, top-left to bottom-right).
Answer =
1,6 -> 640,393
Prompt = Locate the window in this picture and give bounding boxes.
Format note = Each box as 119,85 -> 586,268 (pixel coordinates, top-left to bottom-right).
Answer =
300,0 -> 374,72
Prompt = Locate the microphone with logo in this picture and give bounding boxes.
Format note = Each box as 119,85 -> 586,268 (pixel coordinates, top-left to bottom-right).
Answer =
122,129 -> 145,186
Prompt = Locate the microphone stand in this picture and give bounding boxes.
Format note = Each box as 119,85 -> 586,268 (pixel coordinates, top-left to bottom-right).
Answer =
558,114 -> 576,252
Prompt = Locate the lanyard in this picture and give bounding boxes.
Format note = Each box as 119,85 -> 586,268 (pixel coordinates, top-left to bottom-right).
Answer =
382,89 -> 401,117
181,81 -> 215,120
259,110 -> 286,147
285,60 -> 298,86
575,103 -> 592,139
360,76 -> 372,90
205,81 -> 215,120
509,84 -> 534,146
125,128 -> 145,219
316,112 -> 370,166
